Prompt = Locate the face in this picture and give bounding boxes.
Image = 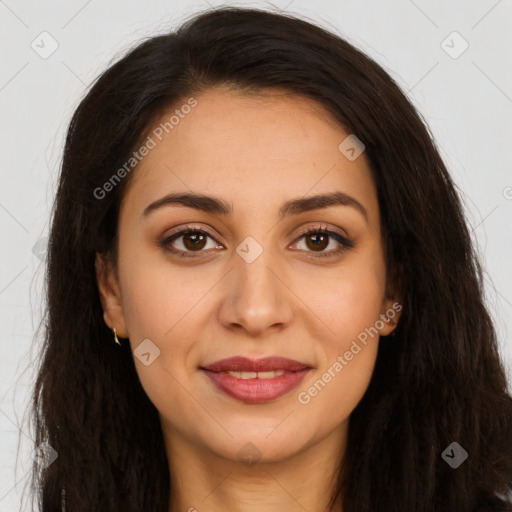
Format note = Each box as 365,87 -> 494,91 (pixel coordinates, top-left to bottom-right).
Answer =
96,86 -> 400,465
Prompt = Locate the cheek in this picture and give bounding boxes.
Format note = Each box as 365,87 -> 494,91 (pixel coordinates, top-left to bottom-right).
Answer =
296,344 -> 378,429
302,261 -> 386,343
294,260 -> 384,411
118,240 -> 199,340
118,248 -> 214,383
296,274 -> 383,417
118,257 -> 200,415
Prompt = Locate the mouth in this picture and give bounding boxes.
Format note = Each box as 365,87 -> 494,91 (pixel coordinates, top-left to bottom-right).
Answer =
199,356 -> 313,404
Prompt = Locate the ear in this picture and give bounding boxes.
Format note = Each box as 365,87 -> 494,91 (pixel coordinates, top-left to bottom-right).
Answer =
377,264 -> 403,336
95,252 -> 128,338
377,296 -> 402,336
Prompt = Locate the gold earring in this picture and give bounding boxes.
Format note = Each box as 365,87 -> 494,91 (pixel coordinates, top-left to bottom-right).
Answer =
112,327 -> 121,346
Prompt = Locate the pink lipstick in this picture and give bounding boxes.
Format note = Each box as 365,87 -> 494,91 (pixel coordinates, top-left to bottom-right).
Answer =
200,356 -> 312,404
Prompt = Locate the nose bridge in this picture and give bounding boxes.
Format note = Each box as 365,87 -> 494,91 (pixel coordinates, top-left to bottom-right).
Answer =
219,234 -> 293,334
236,241 -> 275,295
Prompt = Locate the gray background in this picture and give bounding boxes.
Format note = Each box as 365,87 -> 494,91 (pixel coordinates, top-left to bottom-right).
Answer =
1,0 -> 511,509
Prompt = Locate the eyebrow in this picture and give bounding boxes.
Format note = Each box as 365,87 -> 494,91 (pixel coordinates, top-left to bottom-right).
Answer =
142,191 -> 369,224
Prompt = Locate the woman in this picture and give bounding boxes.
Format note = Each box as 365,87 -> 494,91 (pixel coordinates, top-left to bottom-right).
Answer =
28,5 -> 512,511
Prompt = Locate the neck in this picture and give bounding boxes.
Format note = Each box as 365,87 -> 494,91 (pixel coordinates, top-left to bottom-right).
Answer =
163,420 -> 346,512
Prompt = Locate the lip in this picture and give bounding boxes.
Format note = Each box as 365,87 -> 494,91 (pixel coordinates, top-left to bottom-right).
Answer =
200,356 -> 312,404
200,356 -> 311,373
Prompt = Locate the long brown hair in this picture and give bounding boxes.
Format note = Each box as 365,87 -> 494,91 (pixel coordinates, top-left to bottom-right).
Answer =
27,6 -> 512,511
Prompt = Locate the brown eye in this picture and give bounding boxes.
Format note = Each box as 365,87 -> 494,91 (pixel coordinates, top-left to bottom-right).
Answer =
161,228 -> 222,257
182,231 -> 208,251
160,225 -> 354,259
292,227 -> 354,258
304,232 -> 329,252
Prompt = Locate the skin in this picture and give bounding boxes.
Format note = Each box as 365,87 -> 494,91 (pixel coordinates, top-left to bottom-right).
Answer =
96,86 -> 401,512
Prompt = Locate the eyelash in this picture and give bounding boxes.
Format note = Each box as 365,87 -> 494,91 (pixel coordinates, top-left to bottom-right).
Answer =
159,224 -> 355,259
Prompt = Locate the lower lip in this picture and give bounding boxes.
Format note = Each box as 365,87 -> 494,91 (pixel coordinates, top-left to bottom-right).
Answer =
201,369 -> 311,404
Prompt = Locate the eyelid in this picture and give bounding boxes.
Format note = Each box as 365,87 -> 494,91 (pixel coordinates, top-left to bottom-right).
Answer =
160,225 -> 223,258
163,224 -> 221,242
294,223 -> 350,241
289,224 -> 354,258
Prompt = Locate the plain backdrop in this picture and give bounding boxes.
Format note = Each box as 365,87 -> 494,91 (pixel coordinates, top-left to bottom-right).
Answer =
1,0 -> 511,509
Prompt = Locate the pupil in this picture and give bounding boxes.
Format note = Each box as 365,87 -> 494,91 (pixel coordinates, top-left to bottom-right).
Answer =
185,233 -> 206,250
307,233 -> 328,251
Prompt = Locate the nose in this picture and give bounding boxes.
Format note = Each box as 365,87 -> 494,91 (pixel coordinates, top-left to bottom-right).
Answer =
217,244 -> 294,337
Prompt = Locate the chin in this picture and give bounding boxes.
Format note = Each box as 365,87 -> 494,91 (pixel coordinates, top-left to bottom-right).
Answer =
208,429 -> 310,464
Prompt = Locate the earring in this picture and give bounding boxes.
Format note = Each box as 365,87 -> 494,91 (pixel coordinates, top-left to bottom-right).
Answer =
112,326 -> 121,346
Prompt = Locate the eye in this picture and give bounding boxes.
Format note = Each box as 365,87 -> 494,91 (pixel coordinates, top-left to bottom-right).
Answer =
160,224 -> 354,259
160,226 -> 222,258
290,225 -> 354,258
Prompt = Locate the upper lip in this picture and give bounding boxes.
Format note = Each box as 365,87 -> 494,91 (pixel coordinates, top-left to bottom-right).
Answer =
200,356 -> 311,373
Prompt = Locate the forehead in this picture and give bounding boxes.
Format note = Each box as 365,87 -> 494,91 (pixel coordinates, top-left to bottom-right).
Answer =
120,87 -> 379,228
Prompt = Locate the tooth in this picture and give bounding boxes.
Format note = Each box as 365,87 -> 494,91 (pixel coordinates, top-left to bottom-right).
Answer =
258,370 -> 285,379
227,371 -> 257,379
225,370 -> 286,379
